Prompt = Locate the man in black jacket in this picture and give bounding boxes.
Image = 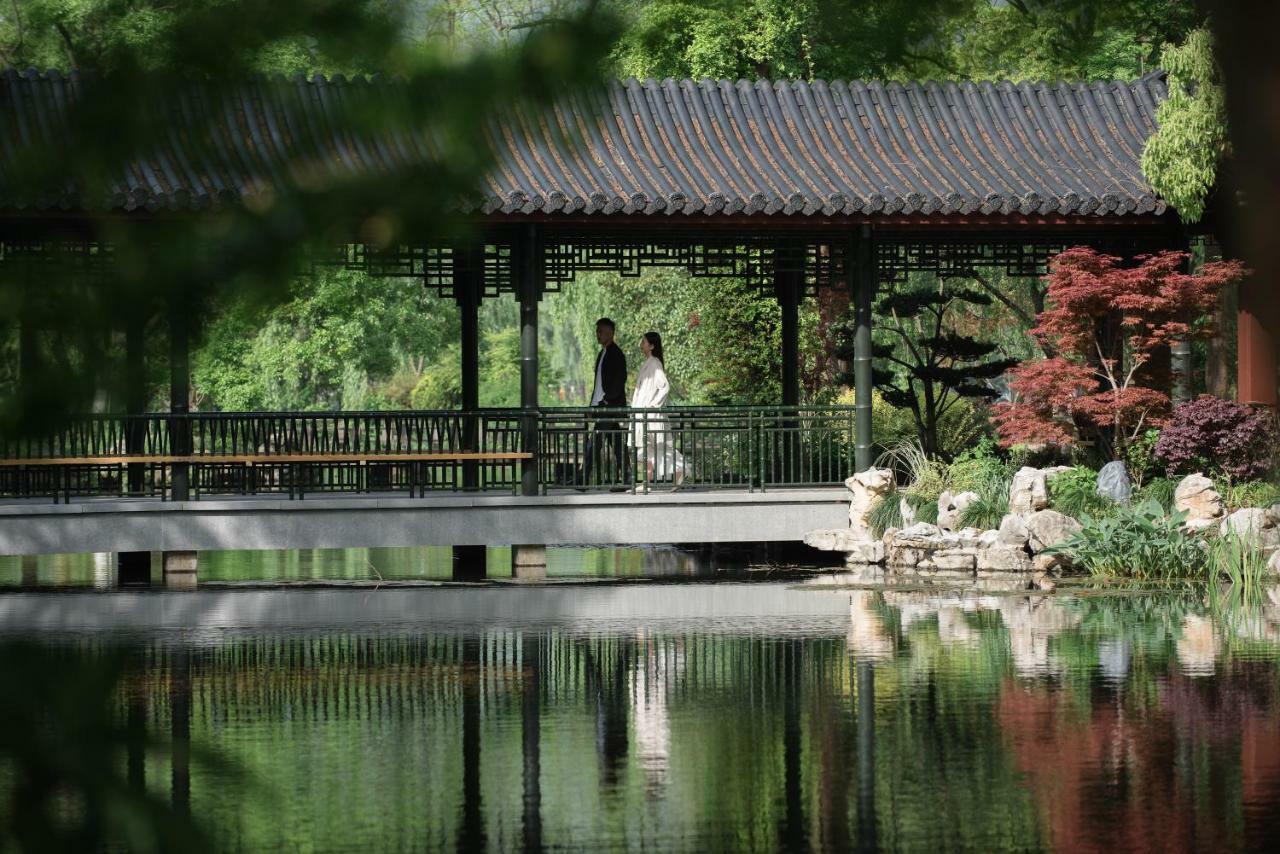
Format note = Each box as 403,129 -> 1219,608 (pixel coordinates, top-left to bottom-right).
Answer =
584,317 -> 628,486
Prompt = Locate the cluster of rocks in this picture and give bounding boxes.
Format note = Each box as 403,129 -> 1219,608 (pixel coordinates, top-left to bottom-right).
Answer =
805,465 -> 1082,574
804,464 -> 1280,575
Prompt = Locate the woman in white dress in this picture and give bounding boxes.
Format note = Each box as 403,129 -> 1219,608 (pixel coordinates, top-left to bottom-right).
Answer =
631,332 -> 686,489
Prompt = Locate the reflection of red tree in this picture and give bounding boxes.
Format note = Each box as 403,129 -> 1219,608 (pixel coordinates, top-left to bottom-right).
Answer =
996,669 -> 1280,853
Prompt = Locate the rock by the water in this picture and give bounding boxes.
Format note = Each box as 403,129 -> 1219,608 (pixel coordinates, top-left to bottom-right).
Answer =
844,540 -> 886,565
893,523 -> 943,548
1096,461 -> 1132,504
1220,508 -> 1280,550
888,547 -> 925,568
1175,473 -> 1225,523
1270,551 -> 1280,573
845,468 -> 895,539
899,496 -> 917,527
932,549 -> 976,571
1026,509 -> 1083,553
804,529 -> 864,552
997,513 -> 1030,547
977,546 -> 1033,572
1009,466 -> 1071,515
937,490 -> 980,531
1033,552 -> 1070,573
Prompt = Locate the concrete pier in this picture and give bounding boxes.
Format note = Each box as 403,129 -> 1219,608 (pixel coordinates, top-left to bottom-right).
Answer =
511,545 -> 547,581
162,550 -> 198,590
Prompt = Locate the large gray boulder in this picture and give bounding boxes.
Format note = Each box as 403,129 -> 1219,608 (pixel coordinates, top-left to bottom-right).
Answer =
1096,461 -> 1132,504
1026,509 -> 1083,553
1175,474 -> 1225,524
845,468 -> 895,539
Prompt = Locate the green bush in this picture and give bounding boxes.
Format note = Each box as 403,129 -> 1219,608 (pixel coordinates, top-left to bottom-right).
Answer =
947,438 -> 1011,494
1134,477 -> 1178,513
1048,466 -> 1113,519
1222,480 -> 1280,511
876,439 -> 947,500
1048,500 -> 1207,579
957,490 -> 1008,530
868,494 -> 903,538
915,499 -> 941,525
1123,428 -> 1161,488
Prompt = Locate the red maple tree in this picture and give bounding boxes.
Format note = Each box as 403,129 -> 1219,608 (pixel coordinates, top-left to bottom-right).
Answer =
993,247 -> 1246,457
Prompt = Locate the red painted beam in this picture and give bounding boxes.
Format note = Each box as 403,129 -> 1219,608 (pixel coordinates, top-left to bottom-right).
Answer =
1238,275 -> 1280,406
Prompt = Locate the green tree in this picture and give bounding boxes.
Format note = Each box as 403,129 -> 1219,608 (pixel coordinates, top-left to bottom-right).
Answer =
1140,28 -> 1229,224
943,0 -> 1199,81
840,275 -> 1015,458
192,269 -> 457,411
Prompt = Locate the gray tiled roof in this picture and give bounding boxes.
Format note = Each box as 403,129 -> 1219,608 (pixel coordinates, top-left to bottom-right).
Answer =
0,69 -> 1169,217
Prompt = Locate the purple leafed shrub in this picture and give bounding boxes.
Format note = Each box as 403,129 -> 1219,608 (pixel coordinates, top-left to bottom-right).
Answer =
1155,395 -> 1279,481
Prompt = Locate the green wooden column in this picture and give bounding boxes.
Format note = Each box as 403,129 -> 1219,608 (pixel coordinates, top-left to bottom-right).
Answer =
169,298 -> 191,500
776,266 -> 802,407
125,315 -> 147,495
852,226 -> 876,472
516,226 -> 542,496
457,245 -> 482,488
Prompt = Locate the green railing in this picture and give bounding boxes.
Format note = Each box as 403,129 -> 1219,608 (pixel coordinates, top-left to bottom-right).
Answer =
0,406 -> 856,500
539,406 -> 856,492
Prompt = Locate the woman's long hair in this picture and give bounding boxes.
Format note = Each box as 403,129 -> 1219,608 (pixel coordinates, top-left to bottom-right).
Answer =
643,331 -> 664,363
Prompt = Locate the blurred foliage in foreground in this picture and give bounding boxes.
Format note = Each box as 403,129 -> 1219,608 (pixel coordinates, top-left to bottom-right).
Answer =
0,0 -> 618,437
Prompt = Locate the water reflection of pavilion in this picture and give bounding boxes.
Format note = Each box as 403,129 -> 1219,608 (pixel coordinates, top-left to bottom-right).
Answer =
18,582 -> 1280,849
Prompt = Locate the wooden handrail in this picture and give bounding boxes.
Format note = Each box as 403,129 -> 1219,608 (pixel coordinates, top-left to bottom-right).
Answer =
0,452 -> 532,466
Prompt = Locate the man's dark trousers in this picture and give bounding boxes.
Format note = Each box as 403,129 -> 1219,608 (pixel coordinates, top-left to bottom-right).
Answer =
584,342 -> 628,486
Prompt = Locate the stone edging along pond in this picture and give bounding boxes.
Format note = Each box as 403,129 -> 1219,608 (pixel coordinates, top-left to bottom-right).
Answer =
805,466 -> 1280,577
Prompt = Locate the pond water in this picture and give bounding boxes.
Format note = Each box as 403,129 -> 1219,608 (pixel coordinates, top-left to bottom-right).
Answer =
0,545 -> 730,587
2,575 -> 1280,851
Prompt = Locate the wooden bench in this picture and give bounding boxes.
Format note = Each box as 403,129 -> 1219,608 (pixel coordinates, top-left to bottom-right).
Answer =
0,452 -> 534,501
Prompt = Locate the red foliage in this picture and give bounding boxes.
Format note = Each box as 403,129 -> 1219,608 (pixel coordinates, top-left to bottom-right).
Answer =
995,248 -> 1247,455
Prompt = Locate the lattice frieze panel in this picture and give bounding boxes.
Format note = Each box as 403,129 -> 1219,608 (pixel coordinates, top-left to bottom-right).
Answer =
875,234 -> 1179,285
0,240 -> 113,282
311,244 -> 457,296
309,243 -> 516,298
542,235 -> 848,297
876,240 -> 1068,284
482,243 -> 513,297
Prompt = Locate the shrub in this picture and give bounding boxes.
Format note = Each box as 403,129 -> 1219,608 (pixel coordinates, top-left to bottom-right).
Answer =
1222,480 -> 1280,511
1048,500 -> 1207,579
876,439 -> 947,499
1123,429 -> 1161,488
947,438 -> 1011,494
915,497 -> 941,525
1135,476 -> 1178,513
868,495 -> 904,538
1155,395 -> 1279,481
957,484 -> 1009,530
1048,466 -> 1112,519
